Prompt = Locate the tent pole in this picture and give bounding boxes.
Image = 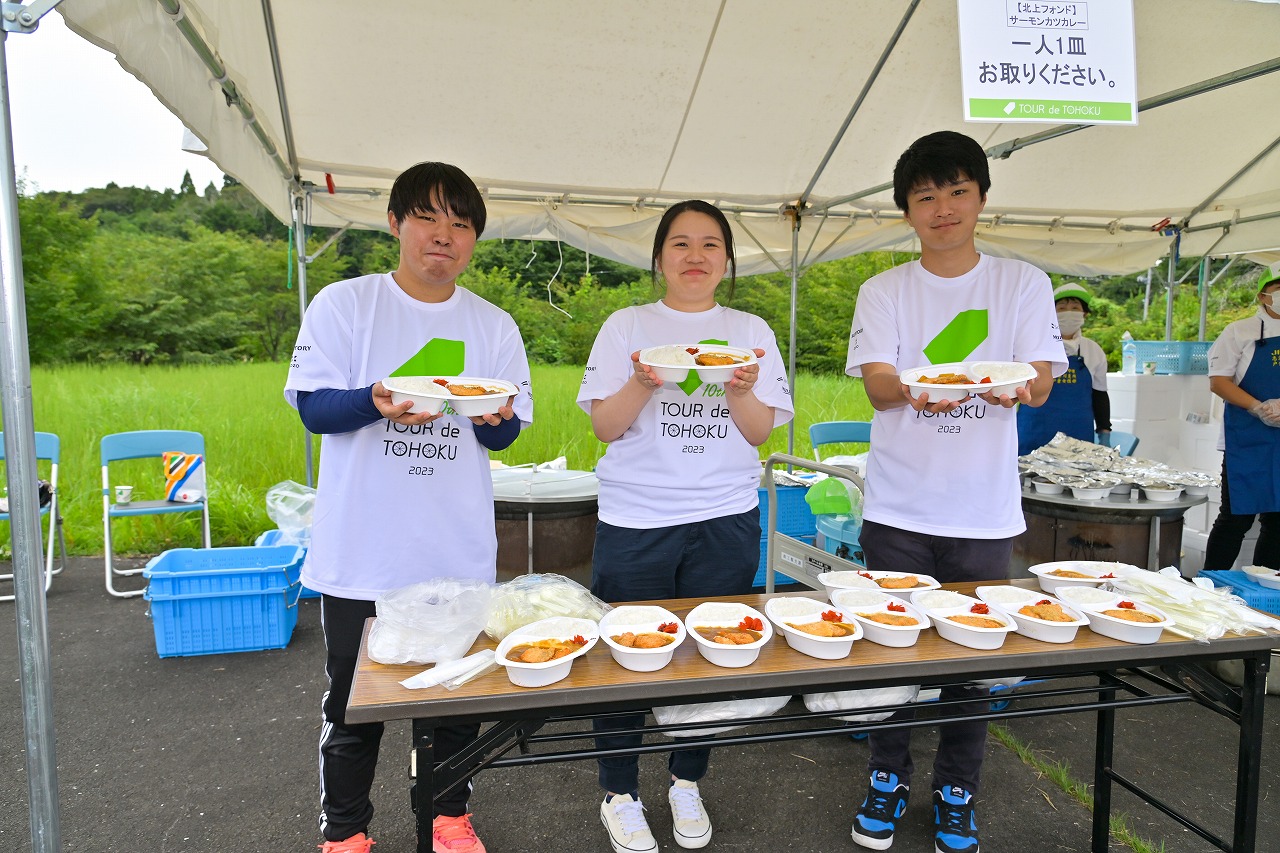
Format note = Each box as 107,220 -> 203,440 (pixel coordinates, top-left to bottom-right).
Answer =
1198,257 -> 1209,342
786,205 -> 800,457
1143,267 -> 1153,322
0,28 -> 60,853
1165,243 -> 1177,341
293,192 -> 314,487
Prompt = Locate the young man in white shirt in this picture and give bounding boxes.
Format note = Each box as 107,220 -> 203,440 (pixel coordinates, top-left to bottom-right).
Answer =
845,131 -> 1065,853
286,162 -> 533,853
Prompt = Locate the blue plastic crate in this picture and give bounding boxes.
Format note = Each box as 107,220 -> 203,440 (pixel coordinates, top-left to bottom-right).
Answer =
1132,341 -> 1211,375
255,529 -> 319,598
753,535 -> 808,587
143,545 -> 303,597
1201,570 -> 1280,614
144,583 -> 301,657
758,485 -> 817,538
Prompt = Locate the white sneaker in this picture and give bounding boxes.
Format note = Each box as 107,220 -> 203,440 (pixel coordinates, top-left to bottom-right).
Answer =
600,793 -> 658,853
668,779 -> 713,849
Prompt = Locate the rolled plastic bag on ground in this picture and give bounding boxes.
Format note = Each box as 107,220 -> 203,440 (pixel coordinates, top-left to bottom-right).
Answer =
803,685 -> 920,722
368,579 -> 494,665
652,695 -> 792,737
265,480 -> 316,548
484,573 -> 612,641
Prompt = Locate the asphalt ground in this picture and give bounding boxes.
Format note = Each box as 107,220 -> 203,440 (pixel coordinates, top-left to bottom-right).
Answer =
3,558 -> 1278,853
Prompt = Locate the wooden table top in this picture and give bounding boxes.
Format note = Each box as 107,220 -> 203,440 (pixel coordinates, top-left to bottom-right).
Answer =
347,580 -> 1280,725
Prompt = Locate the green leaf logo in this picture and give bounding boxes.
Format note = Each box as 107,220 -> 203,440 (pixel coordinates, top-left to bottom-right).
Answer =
922,310 -> 988,364
388,338 -> 465,376
677,338 -> 729,396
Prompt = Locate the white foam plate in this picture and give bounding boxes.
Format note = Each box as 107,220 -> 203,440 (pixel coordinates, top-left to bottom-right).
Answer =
846,598 -> 929,647
495,617 -> 599,687
1066,592 -> 1173,644
764,596 -> 862,660
597,606 -> 685,672
685,602 -> 772,668
821,569 -> 939,602
927,603 -> 1015,650
975,586 -> 1088,644
383,375 -> 517,417
1028,561 -> 1125,595
638,344 -> 757,384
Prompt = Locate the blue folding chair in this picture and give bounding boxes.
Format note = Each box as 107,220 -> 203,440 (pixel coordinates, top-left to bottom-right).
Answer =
809,421 -> 872,463
0,431 -> 66,602
102,430 -> 211,598
1097,430 -> 1139,456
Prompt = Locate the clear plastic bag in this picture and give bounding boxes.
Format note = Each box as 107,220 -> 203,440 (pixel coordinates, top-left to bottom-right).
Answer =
368,579 -> 494,665
265,480 -> 316,547
652,695 -> 791,737
484,573 -> 612,641
802,685 -> 920,723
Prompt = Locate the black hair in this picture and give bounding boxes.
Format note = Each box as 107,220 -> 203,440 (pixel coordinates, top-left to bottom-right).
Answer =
387,162 -> 486,235
650,199 -> 737,302
892,131 -> 991,213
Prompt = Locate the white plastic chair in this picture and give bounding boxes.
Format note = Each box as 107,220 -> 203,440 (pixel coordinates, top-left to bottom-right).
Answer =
0,431 -> 67,602
102,430 -> 211,598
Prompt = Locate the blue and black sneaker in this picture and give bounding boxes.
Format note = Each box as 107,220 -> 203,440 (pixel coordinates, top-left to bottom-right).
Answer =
852,770 -> 909,850
933,785 -> 980,853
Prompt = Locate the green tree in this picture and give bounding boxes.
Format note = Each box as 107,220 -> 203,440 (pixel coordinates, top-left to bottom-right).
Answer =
18,194 -> 104,362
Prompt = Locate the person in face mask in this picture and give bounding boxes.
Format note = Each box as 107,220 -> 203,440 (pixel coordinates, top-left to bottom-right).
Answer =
1203,264 -> 1280,571
1016,282 -> 1112,455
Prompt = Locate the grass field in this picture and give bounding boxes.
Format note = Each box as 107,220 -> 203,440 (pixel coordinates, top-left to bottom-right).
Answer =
11,363 -> 872,555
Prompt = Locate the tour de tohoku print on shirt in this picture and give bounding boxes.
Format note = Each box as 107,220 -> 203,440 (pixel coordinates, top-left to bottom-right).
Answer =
284,274 -> 533,598
579,301 -> 793,529
846,256 -> 1065,538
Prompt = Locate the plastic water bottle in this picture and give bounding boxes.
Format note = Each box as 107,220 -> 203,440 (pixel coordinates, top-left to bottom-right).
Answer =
1121,331 -> 1137,375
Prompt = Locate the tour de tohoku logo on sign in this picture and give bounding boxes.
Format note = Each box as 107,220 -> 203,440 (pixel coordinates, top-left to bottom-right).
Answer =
956,0 -> 1138,126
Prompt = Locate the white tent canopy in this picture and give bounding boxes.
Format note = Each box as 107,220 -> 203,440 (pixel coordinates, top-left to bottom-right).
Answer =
59,0 -> 1280,277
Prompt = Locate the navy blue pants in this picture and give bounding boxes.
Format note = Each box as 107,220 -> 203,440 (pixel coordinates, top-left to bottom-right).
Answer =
591,509 -> 760,794
1205,461 -> 1280,571
859,520 -> 1014,794
318,595 -> 478,841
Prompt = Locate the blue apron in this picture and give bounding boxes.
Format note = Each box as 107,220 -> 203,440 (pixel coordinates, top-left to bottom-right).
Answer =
1223,328 -> 1280,515
1017,352 -> 1093,455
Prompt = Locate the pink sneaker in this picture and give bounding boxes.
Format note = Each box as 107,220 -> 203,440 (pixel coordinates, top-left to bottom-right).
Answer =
319,832 -> 375,853
433,813 -> 487,853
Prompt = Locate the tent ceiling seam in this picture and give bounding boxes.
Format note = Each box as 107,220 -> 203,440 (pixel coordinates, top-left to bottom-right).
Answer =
731,216 -> 788,275
1182,134 -> 1280,229
798,0 -> 921,207
814,55 -> 1280,216
655,0 -> 725,196
260,0 -> 299,182
155,0 -> 291,183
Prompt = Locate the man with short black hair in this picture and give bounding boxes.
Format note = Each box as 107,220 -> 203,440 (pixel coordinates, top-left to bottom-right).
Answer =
846,131 -> 1066,853
286,161 -> 533,853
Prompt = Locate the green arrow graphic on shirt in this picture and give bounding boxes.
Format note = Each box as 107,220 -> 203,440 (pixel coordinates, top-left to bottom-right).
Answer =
922,310 -> 988,364
388,338 -> 465,376
677,337 -> 730,396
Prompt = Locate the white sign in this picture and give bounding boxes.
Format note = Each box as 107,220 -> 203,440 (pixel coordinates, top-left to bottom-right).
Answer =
957,0 -> 1138,125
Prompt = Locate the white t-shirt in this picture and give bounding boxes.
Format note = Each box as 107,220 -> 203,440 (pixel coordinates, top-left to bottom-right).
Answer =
285,274 -> 533,599
578,301 -> 794,529
846,255 -> 1067,538
1207,307 -> 1280,451
1062,335 -> 1109,391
